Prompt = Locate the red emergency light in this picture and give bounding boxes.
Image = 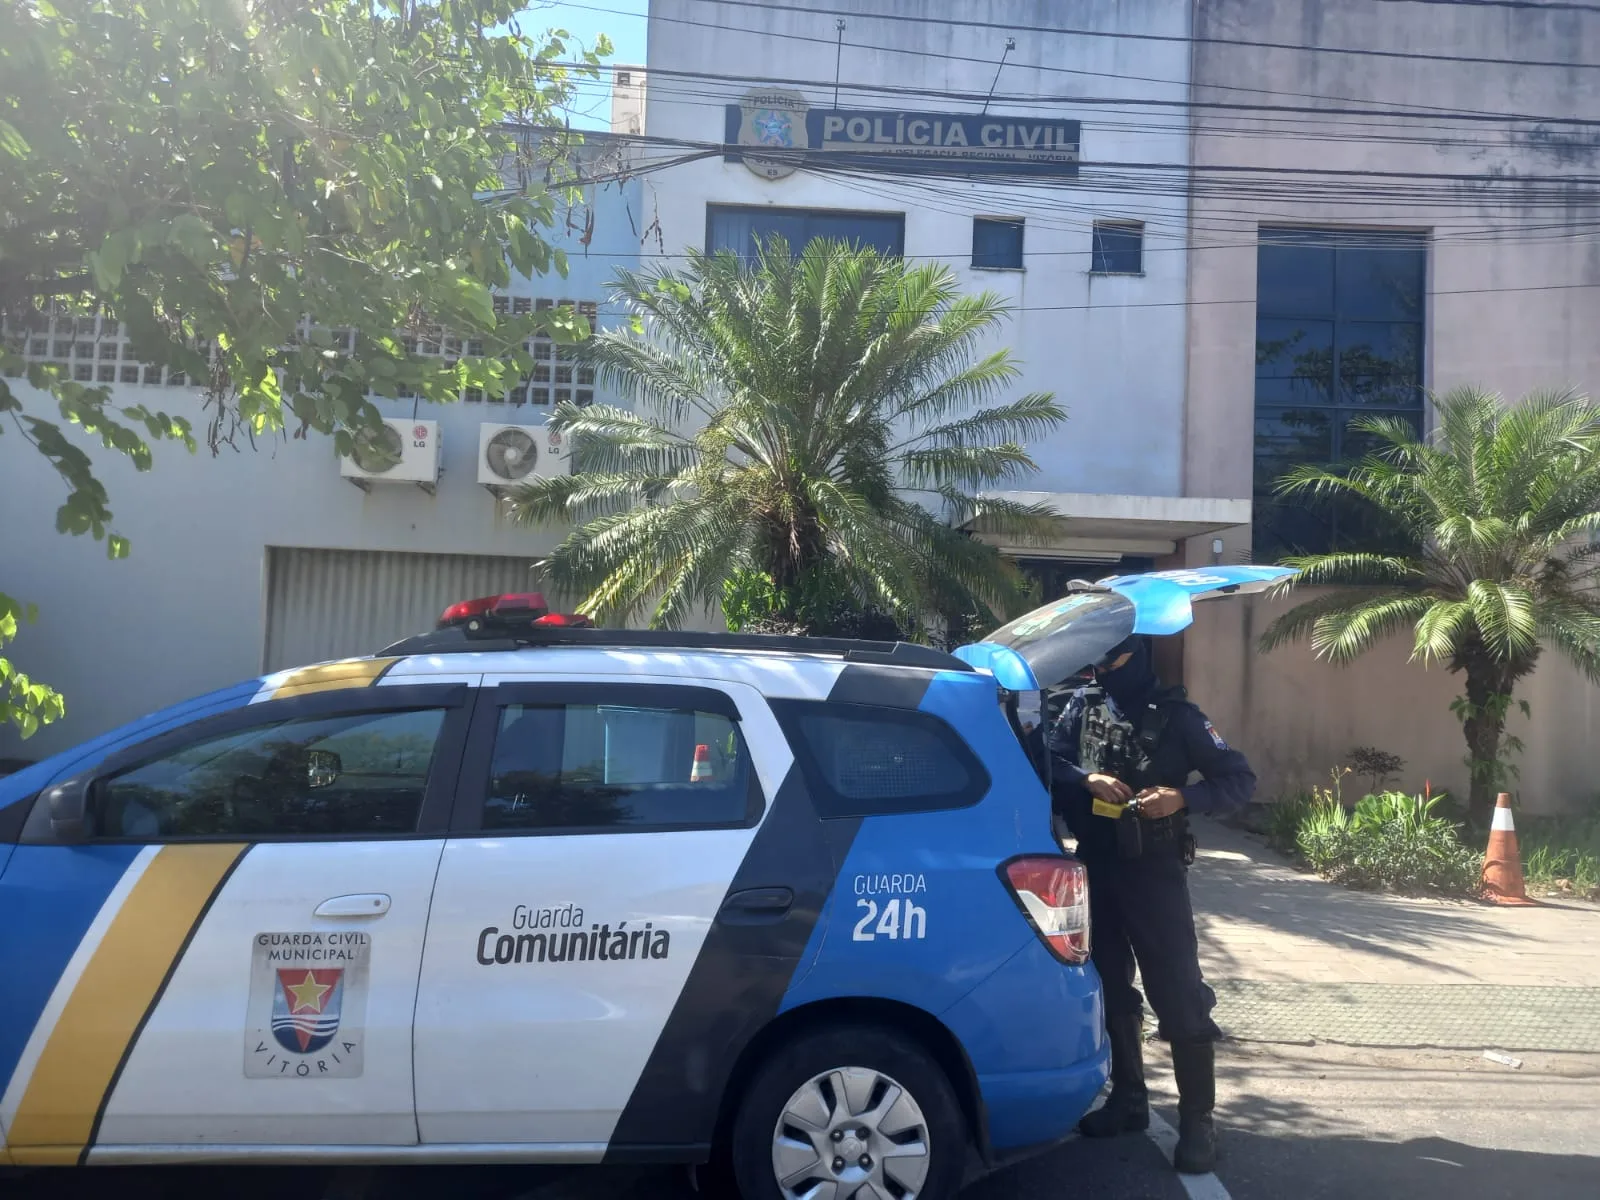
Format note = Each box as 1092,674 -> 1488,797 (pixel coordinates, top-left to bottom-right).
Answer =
436,593 -> 594,634
438,593 -> 547,627
531,612 -> 593,628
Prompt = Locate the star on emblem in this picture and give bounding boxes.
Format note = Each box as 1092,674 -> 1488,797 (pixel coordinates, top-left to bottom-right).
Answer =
285,970 -> 333,1013
751,110 -> 793,147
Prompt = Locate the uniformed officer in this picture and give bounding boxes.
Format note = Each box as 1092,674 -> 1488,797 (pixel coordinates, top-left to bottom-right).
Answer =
1048,634 -> 1255,1175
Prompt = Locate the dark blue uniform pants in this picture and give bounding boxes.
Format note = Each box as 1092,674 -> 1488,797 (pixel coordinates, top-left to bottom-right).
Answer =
1086,852 -> 1222,1042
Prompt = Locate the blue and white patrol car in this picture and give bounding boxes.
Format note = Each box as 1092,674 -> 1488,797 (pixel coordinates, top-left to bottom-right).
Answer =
0,566 -> 1287,1197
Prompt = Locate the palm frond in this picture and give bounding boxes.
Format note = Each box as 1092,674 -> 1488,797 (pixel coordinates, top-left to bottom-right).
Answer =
1533,594 -> 1600,685
536,239 -> 1067,627
1264,385 -> 1600,679
1275,552 -> 1426,589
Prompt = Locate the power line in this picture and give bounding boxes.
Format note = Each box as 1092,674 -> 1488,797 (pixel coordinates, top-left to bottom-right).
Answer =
556,5 -> 1600,129
1368,0 -> 1600,13
555,220 -> 1600,261
554,69 -> 1600,152
698,0 -> 1600,72
575,278 -> 1600,318
577,127 -> 1600,192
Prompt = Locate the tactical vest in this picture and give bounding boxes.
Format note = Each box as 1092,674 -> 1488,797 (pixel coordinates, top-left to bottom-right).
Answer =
1072,685 -> 1194,863
1077,685 -> 1177,792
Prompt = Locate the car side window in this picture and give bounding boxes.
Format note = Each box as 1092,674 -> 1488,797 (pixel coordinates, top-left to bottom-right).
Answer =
775,701 -> 991,818
96,708 -> 447,839
483,702 -> 756,832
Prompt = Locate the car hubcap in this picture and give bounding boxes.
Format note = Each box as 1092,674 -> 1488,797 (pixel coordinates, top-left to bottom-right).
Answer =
771,1065 -> 932,1199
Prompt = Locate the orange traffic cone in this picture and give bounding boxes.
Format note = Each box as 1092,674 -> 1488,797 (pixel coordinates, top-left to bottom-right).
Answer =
690,743 -> 713,782
1481,792 -> 1537,906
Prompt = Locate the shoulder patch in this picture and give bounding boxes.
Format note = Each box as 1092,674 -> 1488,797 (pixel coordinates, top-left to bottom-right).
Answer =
1204,720 -> 1228,750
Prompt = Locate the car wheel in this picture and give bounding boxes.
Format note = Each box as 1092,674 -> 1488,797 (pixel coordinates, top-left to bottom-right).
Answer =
731,1023 -> 966,1200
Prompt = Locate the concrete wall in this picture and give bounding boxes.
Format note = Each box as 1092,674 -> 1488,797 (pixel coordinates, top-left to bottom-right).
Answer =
1182,0 -> 1600,811
0,171 -> 642,761
1184,590 -> 1598,814
645,0 -> 1196,498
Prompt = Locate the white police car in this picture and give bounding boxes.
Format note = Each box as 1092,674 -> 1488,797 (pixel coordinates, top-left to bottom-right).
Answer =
0,567 -> 1286,1195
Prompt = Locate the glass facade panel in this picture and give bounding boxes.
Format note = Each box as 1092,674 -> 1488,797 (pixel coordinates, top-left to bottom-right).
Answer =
1253,230 -> 1426,558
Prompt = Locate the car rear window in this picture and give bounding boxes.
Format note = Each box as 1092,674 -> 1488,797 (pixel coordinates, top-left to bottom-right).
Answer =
774,701 -> 990,818
482,702 -> 760,832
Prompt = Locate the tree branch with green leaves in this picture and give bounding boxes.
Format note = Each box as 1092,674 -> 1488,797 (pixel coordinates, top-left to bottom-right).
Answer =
0,0 -> 608,736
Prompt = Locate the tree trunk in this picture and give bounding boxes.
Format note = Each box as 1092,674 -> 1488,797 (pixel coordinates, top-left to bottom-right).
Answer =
1460,660 -> 1508,828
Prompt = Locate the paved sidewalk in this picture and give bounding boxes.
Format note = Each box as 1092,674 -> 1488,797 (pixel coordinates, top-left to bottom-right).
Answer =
1185,817 -> 1600,1051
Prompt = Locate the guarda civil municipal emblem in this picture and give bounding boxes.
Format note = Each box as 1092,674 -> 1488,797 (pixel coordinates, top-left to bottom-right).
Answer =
737,88 -> 809,180
245,931 -> 371,1079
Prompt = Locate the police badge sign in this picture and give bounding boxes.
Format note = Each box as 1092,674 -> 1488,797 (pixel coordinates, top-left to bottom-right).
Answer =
245,931 -> 371,1079
735,88 -> 809,180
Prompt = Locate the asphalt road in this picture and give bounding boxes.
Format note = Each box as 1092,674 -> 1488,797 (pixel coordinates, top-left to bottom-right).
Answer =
8,1041 -> 1598,1200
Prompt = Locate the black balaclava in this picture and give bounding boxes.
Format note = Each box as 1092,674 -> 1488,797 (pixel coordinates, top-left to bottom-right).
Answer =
1096,635 -> 1159,710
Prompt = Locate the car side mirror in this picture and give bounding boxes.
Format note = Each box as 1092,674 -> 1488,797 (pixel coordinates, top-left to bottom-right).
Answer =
306,749 -> 342,789
45,777 -> 92,843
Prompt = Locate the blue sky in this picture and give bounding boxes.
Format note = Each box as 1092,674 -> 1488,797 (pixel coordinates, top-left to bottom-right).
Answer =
522,1 -> 650,129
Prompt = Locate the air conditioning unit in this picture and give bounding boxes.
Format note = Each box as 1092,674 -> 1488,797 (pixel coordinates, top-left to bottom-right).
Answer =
477,423 -> 571,496
339,418 -> 441,494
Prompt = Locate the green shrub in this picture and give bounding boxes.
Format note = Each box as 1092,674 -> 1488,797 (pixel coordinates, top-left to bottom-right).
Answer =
1518,813 -> 1600,899
1293,791 -> 1483,897
1264,792 -> 1317,856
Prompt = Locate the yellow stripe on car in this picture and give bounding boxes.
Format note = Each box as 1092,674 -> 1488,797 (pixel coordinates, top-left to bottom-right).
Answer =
268,657 -> 399,700
5,843 -> 247,1164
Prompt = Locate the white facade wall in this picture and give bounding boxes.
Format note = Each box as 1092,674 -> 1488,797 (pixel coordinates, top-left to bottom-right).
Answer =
0,172 -> 643,760
643,0 -> 1195,499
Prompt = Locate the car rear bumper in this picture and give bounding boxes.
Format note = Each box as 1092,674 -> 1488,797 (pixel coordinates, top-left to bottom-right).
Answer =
941,938 -> 1108,1156
976,1044 -> 1110,1159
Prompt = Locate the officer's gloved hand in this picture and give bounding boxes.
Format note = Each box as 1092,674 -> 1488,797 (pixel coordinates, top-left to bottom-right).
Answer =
1085,773 -> 1133,806
1133,786 -> 1186,819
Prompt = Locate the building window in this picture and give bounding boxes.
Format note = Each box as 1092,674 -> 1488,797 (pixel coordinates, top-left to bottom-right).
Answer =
476,298 -> 598,407
706,204 -> 905,263
1091,221 -> 1143,275
616,71 -> 631,87
1253,229 -> 1426,559
972,218 -> 1024,270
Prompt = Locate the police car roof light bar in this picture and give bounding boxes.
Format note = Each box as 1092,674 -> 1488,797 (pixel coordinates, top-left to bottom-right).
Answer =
439,593 -> 551,628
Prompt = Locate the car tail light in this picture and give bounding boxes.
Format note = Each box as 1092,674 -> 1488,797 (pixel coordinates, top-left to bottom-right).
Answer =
1000,855 -> 1090,964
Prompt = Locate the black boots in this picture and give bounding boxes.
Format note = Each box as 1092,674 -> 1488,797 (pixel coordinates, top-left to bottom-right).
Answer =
1081,1020 -> 1219,1174
1170,1038 -> 1218,1174
1078,1015 -> 1150,1137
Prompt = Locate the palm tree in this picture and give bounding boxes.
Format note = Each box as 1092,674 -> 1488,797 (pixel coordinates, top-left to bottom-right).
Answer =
1260,387 -> 1600,824
508,237 -> 1066,632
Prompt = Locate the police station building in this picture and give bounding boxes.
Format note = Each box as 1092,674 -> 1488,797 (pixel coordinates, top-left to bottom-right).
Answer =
636,0 -> 1600,808
639,0 -> 1241,599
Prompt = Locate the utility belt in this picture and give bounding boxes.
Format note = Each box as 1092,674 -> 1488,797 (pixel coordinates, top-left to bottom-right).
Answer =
1092,797 -> 1197,864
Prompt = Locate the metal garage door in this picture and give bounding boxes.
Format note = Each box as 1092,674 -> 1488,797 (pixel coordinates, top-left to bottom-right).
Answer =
263,547 -> 545,672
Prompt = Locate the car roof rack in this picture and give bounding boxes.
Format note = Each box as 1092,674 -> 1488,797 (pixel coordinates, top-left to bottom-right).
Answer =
377,624 -> 974,672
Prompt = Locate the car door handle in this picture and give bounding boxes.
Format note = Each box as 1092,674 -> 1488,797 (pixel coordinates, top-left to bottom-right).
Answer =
718,887 -> 794,924
314,893 -> 391,918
